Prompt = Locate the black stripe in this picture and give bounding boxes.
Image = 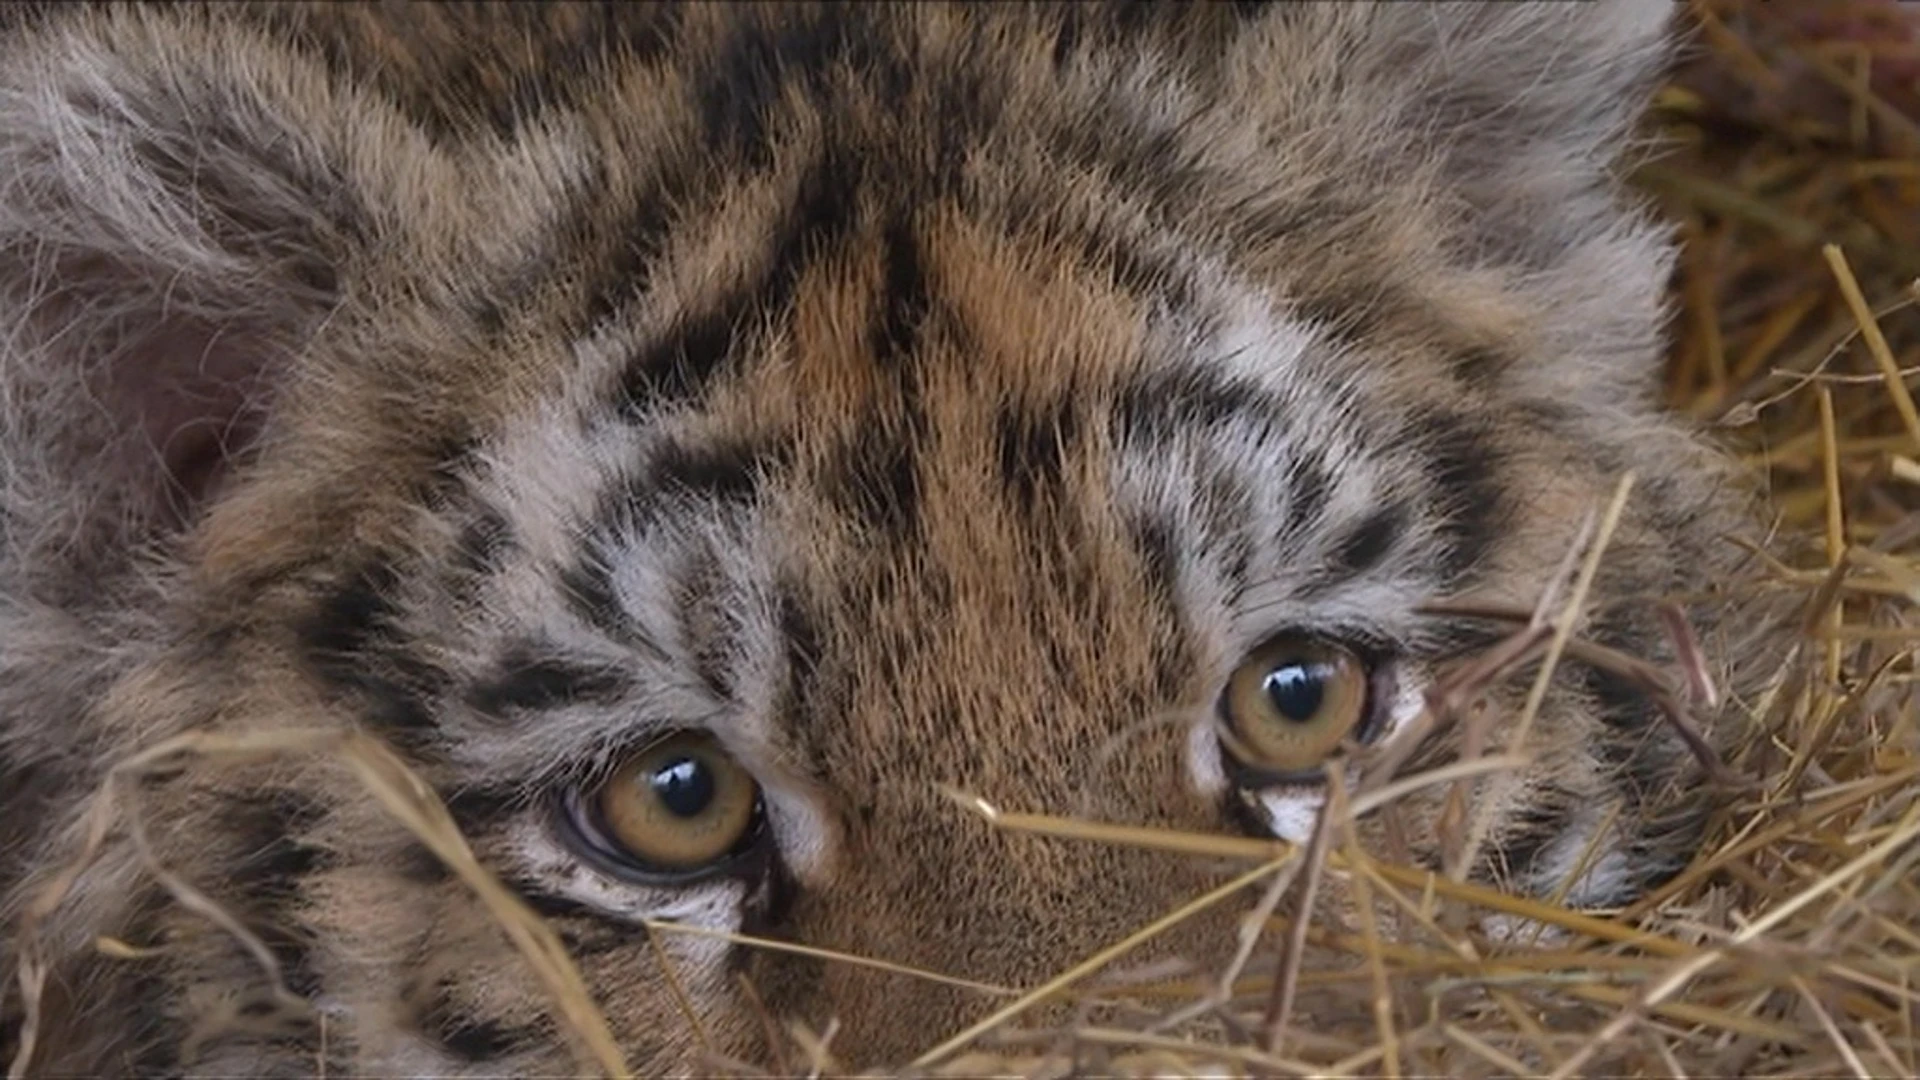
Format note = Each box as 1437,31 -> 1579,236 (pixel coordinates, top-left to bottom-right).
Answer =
995,396 -> 1080,512
121,973 -> 185,1077
693,4 -> 908,169
1491,797 -> 1577,886
1580,612 -> 1685,808
422,433 -> 482,507
1587,665 -> 1661,744
1408,408 -> 1505,591
646,434 -> 792,505
123,101 -> 374,266
510,885 -> 605,923
920,49 -> 998,190
776,585 -> 825,725
298,560 -> 446,741
676,553 -> 735,700
1514,397 -> 1583,436
464,644 -> 631,718
1192,466 -> 1255,590
450,507 -> 513,579
1288,282 -> 1392,356
1280,448 -> 1334,542
616,148 -> 862,416
872,218 -> 932,367
1330,504 -> 1404,578
696,5 -> 852,168
580,158 -> 692,326
1130,511 -> 1179,602
428,1015 -> 532,1065
1234,171 -> 1367,248
1049,95 -> 1209,221
1050,2 -> 1248,70
732,860 -> 800,975
558,921 -> 638,960
500,877 -> 653,952
300,561 -> 399,666
583,8 -> 910,327
395,841 -> 452,885
1614,803 -> 1708,899
616,288 -> 750,417
224,792 -> 328,1001
826,418 -> 921,536
1111,366 -> 1286,450
486,3 -> 683,136
576,431 -> 763,655
417,978 -> 546,1064
1050,4 -> 1087,68
442,785 -> 527,836
1448,343 -> 1513,387
990,181 -> 1199,312
1086,230 -> 1195,311
227,792 -> 328,902
1128,511 -> 1198,701
556,536 -> 672,663
778,587 -> 823,686
279,3 -> 682,142
559,544 -> 626,638
572,434 -> 791,649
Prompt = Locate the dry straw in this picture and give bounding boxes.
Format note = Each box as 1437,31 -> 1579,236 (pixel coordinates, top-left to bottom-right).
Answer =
10,0 -> 1920,1076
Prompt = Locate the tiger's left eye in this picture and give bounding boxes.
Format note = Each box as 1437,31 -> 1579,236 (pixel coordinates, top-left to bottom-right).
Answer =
559,731 -> 765,884
1219,636 -> 1373,776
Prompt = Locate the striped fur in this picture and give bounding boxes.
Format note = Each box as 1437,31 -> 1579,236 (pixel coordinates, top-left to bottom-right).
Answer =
0,3 -> 1784,1074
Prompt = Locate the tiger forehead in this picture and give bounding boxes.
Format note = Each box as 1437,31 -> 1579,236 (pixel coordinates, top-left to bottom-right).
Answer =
620,207 -> 1184,626
706,206 -> 1156,456
293,0 -> 1235,139
443,1 -> 1284,341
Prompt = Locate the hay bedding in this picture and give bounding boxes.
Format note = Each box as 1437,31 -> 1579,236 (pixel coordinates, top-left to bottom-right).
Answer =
11,1 -> 1920,1076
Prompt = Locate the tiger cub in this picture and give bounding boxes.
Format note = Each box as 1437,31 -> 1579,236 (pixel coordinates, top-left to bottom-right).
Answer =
0,2 -> 1778,1075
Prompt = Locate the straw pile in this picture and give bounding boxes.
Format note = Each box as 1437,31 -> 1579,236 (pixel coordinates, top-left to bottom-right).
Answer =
10,1 -> 1920,1077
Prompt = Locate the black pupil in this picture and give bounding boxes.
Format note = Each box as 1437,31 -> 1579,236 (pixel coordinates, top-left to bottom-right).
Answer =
650,755 -> 716,819
1263,661 -> 1325,723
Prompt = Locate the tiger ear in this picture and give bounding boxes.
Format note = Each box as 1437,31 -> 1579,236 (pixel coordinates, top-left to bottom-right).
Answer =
1246,0 -> 1676,155
1376,0 -> 1677,236
1233,0 -> 1678,259
0,11 -> 379,566
1226,1 -> 1682,404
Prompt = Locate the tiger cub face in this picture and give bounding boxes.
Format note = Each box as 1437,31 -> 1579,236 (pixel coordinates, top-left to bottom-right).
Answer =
0,2 -> 1776,1075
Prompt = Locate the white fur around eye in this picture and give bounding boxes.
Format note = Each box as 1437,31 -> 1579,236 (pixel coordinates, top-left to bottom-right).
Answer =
756,779 -> 836,885
1253,791 -> 1326,846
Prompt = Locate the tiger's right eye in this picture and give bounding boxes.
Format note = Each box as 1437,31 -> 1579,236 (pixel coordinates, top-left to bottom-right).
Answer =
1218,635 -> 1373,778
561,732 -> 765,883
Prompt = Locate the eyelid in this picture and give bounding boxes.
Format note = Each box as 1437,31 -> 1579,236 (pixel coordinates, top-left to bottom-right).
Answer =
554,713 -> 732,792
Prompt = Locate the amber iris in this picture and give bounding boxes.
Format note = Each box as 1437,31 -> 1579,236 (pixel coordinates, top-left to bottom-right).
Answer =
596,732 -> 760,870
1221,636 -> 1370,773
